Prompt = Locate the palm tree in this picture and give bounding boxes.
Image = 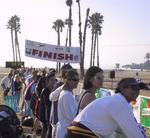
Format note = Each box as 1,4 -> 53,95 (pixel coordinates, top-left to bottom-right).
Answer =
52,19 -> 65,73
115,63 -> 120,70
7,15 -> 21,62
88,12 -> 104,66
145,52 -> 150,61
76,0 -> 83,78
66,0 -> 73,47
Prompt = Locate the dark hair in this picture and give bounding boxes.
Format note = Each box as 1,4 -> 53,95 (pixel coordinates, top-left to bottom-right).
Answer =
46,73 -> 55,81
61,64 -> 73,79
83,66 -> 103,89
61,64 -> 73,70
65,69 -> 79,80
36,76 -> 46,97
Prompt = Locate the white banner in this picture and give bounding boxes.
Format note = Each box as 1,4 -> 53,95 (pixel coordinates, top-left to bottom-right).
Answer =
25,40 -> 81,63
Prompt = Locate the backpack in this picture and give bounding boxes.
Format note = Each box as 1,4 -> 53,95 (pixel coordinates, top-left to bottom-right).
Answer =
0,105 -> 20,126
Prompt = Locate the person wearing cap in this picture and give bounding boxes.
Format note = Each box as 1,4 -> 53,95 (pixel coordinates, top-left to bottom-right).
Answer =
65,77 -> 147,138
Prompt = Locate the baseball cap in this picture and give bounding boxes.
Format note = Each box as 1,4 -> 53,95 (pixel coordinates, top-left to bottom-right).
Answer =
120,78 -> 146,89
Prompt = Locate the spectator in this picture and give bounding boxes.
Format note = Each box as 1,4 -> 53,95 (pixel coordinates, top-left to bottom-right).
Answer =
49,64 -> 73,138
77,66 -> 103,114
13,74 -> 23,109
56,69 -> 79,138
24,70 -> 39,116
39,73 -> 56,138
32,76 -> 47,138
1,70 -> 14,96
65,77 -> 147,138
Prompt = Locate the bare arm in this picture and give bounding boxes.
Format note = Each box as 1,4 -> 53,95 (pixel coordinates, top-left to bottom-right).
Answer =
80,93 -> 96,110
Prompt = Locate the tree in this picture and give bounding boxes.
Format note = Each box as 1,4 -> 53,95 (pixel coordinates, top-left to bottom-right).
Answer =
7,15 -> 21,62
115,63 -> 120,70
76,0 -> 83,78
66,0 -> 73,47
52,19 -> 65,73
145,52 -> 150,61
88,12 -> 103,66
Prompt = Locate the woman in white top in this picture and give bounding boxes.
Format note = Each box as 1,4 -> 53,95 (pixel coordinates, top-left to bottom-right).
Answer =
65,77 -> 147,138
56,69 -> 79,138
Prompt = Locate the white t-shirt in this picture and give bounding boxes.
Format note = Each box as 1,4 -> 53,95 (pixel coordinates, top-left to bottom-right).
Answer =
49,85 -> 63,101
74,93 -> 146,138
56,90 -> 78,138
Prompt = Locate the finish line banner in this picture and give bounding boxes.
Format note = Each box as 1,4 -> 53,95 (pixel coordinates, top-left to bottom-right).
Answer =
25,40 -> 80,63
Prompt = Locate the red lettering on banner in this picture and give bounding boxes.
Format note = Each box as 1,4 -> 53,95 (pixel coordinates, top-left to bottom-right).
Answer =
43,51 -> 52,58
38,51 -> 42,57
58,53 -> 64,60
32,49 -> 38,55
65,54 -> 73,60
53,53 -> 57,59
31,49 -> 74,61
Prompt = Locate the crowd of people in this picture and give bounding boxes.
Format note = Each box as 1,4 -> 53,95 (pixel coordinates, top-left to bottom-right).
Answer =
0,64 -> 148,138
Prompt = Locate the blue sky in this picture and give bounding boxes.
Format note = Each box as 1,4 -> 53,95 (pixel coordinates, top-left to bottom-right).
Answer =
0,0 -> 150,69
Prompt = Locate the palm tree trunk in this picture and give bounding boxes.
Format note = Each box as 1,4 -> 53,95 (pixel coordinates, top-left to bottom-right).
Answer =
97,33 -> 99,67
81,8 -> 90,75
69,6 -> 72,47
92,33 -> 97,66
83,8 -> 90,63
65,26 -> 69,47
15,31 -> 21,62
90,33 -> 94,67
78,1 -> 82,50
58,30 -> 61,73
15,31 -> 18,62
77,0 -> 84,79
11,30 -> 15,61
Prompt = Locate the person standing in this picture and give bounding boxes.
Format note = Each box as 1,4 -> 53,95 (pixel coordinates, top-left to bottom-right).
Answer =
1,70 -> 14,96
39,73 -> 56,138
13,74 -> 23,110
56,69 -> 79,138
49,64 -> 73,138
77,66 -> 104,114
